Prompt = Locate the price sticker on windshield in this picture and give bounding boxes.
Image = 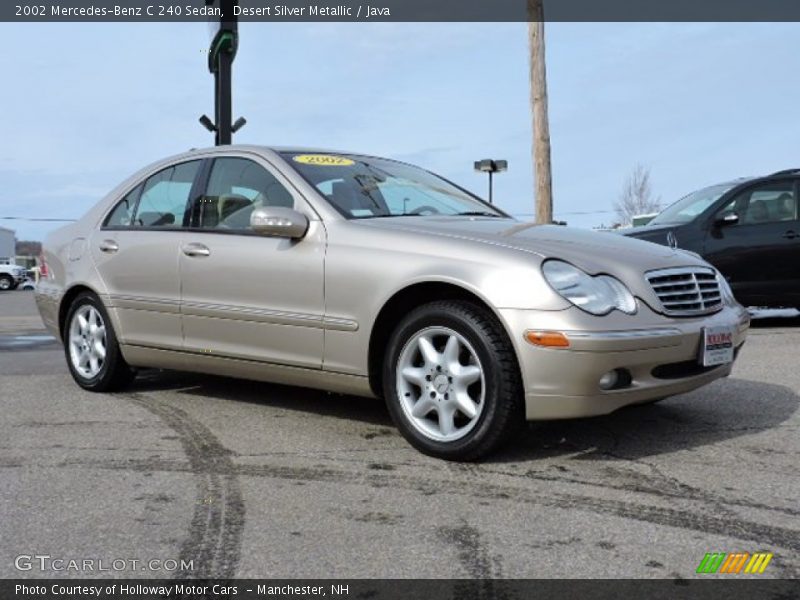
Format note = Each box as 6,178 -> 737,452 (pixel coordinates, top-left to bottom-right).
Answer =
293,154 -> 355,166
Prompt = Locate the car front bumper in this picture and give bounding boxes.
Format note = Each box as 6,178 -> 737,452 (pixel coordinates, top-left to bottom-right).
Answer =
499,302 -> 750,420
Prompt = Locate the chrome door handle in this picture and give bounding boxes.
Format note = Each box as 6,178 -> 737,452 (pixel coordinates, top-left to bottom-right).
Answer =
98,240 -> 119,253
782,230 -> 798,240
182,243 -> 211,257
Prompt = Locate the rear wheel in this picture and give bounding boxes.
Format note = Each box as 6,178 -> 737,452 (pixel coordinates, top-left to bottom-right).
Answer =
64,292 -> 135,391
383,300 -> 523,461
0,275 -> 12,291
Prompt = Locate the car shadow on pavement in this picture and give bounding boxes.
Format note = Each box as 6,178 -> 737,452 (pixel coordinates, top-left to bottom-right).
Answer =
495,377 -> 799,463
130,371 -> 798,463
131,369 -> 395,428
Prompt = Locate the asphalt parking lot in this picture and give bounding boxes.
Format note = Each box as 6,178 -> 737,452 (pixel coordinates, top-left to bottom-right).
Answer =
1,291 -> 798,580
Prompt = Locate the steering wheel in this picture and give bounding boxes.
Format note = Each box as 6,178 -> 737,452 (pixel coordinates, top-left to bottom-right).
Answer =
408,205 -> 440,216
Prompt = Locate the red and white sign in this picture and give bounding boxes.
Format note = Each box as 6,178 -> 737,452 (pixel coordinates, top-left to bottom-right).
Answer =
701,325 -> 735,367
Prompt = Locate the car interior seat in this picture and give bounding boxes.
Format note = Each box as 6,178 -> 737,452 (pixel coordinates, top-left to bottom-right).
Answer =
747,200 -> 769,223
219,194 -> 254,229
774,193 -> 795,221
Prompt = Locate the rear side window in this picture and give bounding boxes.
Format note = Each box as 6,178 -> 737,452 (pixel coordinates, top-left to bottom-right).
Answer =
104,185 -> 141,228
133,161 -> 201,228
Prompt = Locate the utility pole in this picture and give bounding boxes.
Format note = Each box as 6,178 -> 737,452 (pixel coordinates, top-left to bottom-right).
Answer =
200,0 -> 246,145
527,0 -> 553,224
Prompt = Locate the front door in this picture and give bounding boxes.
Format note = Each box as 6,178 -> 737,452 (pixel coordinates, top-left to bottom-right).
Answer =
704,179 -> 800,306
179,155 -> 326,368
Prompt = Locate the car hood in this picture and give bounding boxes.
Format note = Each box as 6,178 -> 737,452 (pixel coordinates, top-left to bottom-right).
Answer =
358,217 -> 702,273
620,224 -> 676,244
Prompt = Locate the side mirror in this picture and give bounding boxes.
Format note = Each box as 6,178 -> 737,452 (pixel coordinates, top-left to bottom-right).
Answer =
250,207 -> 309,239
715,211 -> 739,226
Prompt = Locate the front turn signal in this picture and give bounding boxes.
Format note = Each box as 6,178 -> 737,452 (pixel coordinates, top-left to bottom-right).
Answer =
524,330 -> 570,348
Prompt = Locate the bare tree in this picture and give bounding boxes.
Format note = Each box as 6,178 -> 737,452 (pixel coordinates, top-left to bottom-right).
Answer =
527,0 -> 552,224
614,164 -> 661,226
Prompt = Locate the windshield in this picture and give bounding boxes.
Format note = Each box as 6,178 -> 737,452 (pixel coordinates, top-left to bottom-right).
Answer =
282,152 -> 505,219
649,184 -> 735,226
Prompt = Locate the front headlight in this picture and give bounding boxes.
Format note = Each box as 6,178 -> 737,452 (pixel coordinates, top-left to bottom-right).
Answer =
542,260 -> 637,316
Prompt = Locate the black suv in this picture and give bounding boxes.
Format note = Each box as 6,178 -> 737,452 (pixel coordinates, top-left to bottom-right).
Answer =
623,170 -> 799,308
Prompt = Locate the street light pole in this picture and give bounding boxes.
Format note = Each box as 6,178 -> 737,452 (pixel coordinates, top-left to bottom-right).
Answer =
474,159 -> 508,204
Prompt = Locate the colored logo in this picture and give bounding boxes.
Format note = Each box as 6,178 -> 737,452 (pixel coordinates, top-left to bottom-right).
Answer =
696,552 -> 773,574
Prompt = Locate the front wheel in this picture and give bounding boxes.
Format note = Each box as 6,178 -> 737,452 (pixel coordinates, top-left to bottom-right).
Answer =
0,275 -> 12,291
64,292 -> 135,392
383,300 -> 523,461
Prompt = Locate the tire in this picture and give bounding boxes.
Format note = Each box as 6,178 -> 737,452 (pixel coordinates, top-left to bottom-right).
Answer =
382,300 -> 523,461
0,275 -> 12,291
64,292 -> 135,392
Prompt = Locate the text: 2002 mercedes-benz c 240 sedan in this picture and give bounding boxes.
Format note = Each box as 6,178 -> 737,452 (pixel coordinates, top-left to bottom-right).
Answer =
35,146 -> 750,460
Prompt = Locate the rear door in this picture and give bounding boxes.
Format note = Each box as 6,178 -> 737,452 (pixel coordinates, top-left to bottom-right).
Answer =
91,160 -> 202,349
704,179 -> 800,306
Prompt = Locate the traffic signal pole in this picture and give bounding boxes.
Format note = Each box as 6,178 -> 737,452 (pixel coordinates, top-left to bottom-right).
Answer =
215,34 -> 233,145
201,0 -> 244,146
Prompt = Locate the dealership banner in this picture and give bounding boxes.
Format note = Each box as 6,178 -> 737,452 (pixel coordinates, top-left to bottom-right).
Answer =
6,0 -> 800,22
3,579 -> 799,599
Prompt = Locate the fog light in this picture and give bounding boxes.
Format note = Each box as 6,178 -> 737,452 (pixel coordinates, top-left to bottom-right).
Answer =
598,370 -> 619,390
599,368 -> 632,391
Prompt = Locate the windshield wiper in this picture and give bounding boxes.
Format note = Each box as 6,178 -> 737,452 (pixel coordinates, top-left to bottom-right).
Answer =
454,211 -> 503,218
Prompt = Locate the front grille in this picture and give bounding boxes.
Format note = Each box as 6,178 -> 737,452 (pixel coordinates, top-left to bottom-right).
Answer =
645,266 -> 722,316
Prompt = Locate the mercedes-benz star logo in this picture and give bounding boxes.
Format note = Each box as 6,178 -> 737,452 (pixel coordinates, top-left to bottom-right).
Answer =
666,230 -> 678,249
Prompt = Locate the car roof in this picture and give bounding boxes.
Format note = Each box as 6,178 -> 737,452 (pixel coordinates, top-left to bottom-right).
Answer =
184,144 -> 378,158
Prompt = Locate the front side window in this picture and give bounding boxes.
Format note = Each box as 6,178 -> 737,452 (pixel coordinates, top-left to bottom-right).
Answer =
133,161 -> 200,228
717,181 -> 797,225
194,158 -> 295,230
282,153 -> 504,219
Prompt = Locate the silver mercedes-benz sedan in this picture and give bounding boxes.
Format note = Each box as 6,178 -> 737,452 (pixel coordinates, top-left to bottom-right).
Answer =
35,146 -> 750,460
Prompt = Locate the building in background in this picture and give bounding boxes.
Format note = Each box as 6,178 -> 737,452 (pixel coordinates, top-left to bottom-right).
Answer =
0,227 -> 15,263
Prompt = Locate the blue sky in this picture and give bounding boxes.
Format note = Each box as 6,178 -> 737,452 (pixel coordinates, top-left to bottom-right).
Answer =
2,22 -> 799,240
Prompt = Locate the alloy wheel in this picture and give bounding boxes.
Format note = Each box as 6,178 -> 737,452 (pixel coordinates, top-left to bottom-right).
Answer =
396,326 -> 486,442
68,305 -> 108,379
